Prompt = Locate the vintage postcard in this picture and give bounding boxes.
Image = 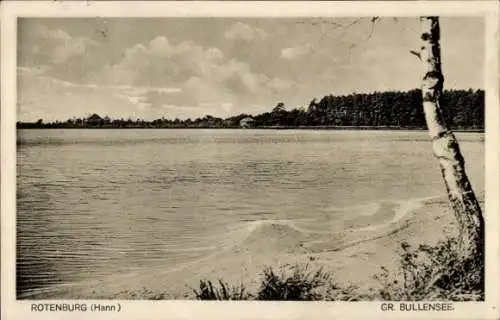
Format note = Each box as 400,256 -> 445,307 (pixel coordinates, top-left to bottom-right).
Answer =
1,1 -> 499,319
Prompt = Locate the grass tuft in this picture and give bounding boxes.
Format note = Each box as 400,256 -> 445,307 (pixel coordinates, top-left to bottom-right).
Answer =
374,237 -> 484,301
256,263 -> 331,301
192,279 -> 249,300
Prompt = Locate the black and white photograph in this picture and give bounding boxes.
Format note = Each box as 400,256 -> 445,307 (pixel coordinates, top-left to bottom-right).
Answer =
1,1 -> 499,319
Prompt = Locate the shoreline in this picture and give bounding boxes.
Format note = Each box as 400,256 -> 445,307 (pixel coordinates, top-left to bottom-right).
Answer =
19,194 -> 473,300
16,126 -> 485,133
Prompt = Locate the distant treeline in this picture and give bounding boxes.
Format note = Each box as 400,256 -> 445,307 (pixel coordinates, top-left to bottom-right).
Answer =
17,89 -> 484,130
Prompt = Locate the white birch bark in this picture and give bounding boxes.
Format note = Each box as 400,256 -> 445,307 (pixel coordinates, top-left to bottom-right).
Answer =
419,17 -> 484,261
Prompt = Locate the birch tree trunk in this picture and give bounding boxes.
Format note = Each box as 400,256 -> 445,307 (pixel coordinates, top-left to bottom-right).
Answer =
418,17 -> 484,262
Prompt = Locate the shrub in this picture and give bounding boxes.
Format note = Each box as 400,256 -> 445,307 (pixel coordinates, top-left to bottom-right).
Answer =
192,279 -> 249,300
323,282 -> 363,301
256,264 -> 332,300
375,237 -> 484,301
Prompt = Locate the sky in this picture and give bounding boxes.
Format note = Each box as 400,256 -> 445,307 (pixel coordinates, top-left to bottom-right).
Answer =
17,17 -> 484,122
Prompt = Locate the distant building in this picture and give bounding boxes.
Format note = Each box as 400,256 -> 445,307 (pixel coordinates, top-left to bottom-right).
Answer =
239,117 -> 255,128
87,113 -> 103,126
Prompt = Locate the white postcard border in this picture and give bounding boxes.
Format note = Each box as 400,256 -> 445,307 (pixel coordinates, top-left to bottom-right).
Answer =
2,1 -> 499,320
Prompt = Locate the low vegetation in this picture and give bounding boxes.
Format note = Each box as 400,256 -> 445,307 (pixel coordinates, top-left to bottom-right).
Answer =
189,237 -> 483,301
191,263 -> 357,301
374,238 -> 484,301
256,264 -> 331,301
191,279 -> 249,300
112,236 -> 483,301
111,287 -> 170,300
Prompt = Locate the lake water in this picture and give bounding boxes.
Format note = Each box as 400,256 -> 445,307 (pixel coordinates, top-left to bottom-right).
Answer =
16,129 -> 485,297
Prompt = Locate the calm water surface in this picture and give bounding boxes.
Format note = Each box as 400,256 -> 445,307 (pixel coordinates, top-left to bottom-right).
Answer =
16,129 -> 485,296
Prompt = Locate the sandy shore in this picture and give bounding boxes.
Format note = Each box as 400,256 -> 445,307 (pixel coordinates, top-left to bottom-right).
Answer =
24,194 -> 481,300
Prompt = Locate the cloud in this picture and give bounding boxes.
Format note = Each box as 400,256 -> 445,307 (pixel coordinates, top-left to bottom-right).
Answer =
17,66 -> 50,76
17,67 -> 182,121
18,70 -> 127,122
21,25 -> 100,65
88,36 -> 297,117
224,22 -> 268,41
52,37 -> 98,63
280,43 -> 313,60
93,36 -> 224,87
16,17 -> 485,123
